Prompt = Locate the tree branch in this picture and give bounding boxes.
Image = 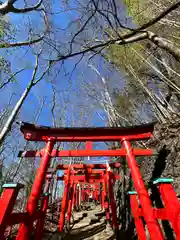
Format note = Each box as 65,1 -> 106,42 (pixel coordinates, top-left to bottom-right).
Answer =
134,1 -> 180,32
0,0 -> 43,15
147,31 -> 180,62
53,29 -> 180,65
69,8 -> 97,54
52,34 -> 147,64
121,1 -> 180,38
0,11 -> 49,48
0,53 -> 52,146
0,68 -> 25,89
0,36 -> 44,48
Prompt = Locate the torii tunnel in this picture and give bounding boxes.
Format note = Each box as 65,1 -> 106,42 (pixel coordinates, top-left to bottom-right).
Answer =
0,121 -> 179,240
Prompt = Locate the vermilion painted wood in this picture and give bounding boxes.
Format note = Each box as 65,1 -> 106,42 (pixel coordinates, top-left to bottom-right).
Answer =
75,185 -> 79,208
72,184 -> 77,209
66,183 -> 74,222
63,169 -> 105,174
104,168 -> 112,224
20,121 -> 154,142
138,208 -> 171,220
94,185 -> 99,201
19,148 -> 156,158
101,173 -> 105,210
34,175 -> 52,240
86,141 -> 93,149
34,195 -> 49,240
129,194 -> 146,240
61,179 -> 105,184
16,140 -> 55,240
55,163 -> 120,170
81,184 -> 85,202
24,133 -> 153,142
0,187 -> 20,239
122,140 -> 163,240
56,175 -> 120,181
107,170 -> 118,230
158,183 -> 180,238
58,169 -> 70,232
131,199 -> 180,239
5,121 -> 180,240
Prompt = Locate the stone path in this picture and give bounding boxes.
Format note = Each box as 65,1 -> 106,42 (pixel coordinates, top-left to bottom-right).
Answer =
65,206 -> 115,240
44,205 -> 116,240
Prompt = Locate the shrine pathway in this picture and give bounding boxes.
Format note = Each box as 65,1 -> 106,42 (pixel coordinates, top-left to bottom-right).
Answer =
44,205 -> 116,240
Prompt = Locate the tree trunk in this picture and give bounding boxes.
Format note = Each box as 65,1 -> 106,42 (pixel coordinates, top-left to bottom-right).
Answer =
0,81 -> 33,146
147,31 -> 180,63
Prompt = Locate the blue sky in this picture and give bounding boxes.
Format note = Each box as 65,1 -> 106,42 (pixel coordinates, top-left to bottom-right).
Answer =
0,0 -> 126,168
0,0 -> 127,125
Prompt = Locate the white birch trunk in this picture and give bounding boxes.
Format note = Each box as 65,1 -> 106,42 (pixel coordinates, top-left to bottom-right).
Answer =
0,81 -> 33,145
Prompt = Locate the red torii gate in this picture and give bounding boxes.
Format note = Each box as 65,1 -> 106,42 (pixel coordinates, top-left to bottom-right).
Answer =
0,121 -> 179,240
16,121 -> 162,240
55,163 -> 120,232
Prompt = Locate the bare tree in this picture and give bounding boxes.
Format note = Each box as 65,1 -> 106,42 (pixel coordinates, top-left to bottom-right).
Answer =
0,52 -> 52,145
0,0 -> 43,15
43,1 -> 180,63
0,1 -> 49,48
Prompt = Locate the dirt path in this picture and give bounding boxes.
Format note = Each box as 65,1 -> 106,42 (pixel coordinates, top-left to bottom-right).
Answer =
64,206 -> 115,240
44,205 -> 116,240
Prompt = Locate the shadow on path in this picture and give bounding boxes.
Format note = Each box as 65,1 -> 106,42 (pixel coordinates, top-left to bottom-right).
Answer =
64,222 -> 106,240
